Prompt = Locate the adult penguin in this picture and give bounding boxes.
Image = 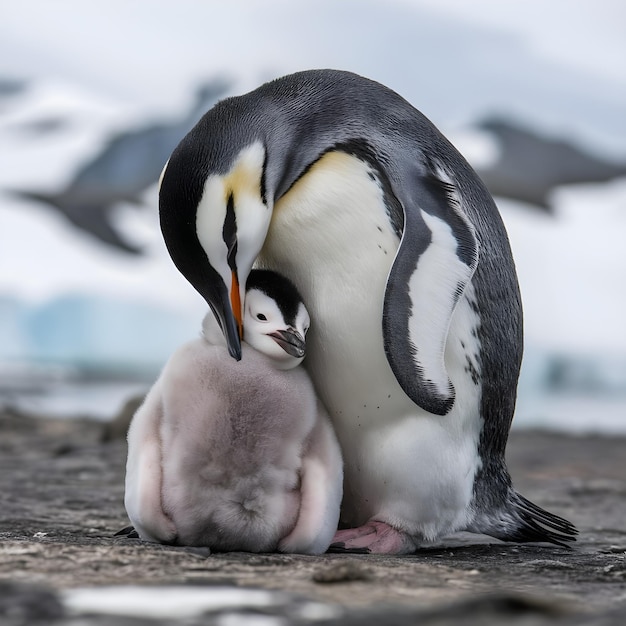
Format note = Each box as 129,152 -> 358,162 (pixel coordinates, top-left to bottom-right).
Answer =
158,69 -> 577,553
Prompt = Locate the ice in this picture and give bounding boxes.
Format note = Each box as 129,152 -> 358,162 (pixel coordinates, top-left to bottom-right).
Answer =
501,180 -> 626,356
26,293 -> 200,373
0,296 -> 30,361
0,186 -> 206,378
62,585 -> 312,620
500,180 -> 626,431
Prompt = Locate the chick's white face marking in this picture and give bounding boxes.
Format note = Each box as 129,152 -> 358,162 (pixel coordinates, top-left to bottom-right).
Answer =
244,288 -> 310,370
195,142 -> 270,307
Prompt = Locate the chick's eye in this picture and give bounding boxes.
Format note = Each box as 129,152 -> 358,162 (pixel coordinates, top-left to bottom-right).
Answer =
256,313 -> 267,321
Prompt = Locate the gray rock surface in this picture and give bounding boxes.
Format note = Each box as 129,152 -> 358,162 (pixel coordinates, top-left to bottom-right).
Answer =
1,409 -> 625,624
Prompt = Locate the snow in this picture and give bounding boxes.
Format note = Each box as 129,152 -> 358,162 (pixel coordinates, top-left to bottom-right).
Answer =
1,1 -> 625,430
61,586 -> 304,620
501,180 -> 626,355
498,182 -> 626,432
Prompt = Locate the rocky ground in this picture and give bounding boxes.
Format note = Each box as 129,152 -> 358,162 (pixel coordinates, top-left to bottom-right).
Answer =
1,407 -> 625,625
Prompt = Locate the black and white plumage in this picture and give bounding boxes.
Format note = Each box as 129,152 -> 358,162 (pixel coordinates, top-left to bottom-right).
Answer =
124,269 -> 343,554
158,69 -> 577,553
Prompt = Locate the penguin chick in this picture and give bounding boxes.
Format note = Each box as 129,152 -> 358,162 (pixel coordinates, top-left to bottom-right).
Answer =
124,270 -> 343,554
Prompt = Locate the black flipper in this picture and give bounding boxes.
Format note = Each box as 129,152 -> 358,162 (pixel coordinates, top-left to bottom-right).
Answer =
383,167 -> 478,416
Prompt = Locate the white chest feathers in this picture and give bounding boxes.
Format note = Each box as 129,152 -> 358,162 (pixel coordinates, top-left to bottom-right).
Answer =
257,150 -> 485,539
259,151 -> 401,412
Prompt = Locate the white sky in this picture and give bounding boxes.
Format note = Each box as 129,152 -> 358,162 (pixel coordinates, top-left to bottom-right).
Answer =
1,0 -> 624,160
402,0 -> 626,84
2,0 -> 625,90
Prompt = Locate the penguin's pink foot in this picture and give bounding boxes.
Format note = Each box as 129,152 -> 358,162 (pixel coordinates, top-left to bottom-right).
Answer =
329,520 -> 416,554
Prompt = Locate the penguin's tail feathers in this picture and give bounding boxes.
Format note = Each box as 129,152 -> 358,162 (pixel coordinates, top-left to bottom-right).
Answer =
475,491 -> 578,548
505,491 -> 578,547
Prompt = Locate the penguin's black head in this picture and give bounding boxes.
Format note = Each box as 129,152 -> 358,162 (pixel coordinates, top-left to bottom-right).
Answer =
159,115 -> 270,361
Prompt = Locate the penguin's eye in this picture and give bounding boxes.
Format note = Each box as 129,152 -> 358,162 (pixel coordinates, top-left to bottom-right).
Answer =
256,313 -> 267,321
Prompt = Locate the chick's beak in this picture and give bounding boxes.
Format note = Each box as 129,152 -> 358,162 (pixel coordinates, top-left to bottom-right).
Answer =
269,328 -> 306,358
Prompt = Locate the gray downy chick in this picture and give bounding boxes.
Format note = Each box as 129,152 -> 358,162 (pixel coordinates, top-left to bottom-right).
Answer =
124,269 -> 343,554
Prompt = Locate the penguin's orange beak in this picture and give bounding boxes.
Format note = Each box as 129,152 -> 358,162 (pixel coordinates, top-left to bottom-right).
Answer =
230,270 -> 244,341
